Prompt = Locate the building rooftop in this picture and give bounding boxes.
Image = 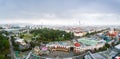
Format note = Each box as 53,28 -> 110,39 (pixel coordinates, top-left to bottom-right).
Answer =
115,44 -> 120,50
77,38 -> 98,46
3,29 -> 19,32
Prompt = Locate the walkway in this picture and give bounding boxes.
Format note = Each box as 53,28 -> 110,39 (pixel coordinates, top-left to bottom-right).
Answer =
42,51 -> 74,58
8,35 -> 16,59
26,51 -> 32,59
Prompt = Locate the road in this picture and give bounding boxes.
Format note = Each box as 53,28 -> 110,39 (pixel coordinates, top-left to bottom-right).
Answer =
8,36 -> 16,59
26,51 -> 32,59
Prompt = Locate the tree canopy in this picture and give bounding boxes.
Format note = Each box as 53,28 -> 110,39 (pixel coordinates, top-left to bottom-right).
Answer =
30,28 -> 74,42
0,31 -> 10,59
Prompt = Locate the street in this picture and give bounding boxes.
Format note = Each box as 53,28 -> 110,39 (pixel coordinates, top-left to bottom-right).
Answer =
8,36 -> 16,59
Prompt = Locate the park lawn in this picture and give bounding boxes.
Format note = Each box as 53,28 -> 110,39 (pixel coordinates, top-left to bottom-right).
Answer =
0,55 -> 11,59
23,34 -> 33,42
0,49 -> 11,59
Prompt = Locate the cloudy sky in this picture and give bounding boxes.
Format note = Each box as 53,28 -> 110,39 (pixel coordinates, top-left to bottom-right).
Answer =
0,0 -> 120,25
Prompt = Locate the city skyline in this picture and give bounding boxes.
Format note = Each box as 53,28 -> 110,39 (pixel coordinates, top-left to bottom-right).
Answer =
0,0 -> 120,25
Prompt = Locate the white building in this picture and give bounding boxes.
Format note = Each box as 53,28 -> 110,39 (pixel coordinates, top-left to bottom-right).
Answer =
15,38 -> 26,46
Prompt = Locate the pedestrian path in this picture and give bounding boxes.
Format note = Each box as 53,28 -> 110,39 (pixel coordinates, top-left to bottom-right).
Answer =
42,51 -> 74,58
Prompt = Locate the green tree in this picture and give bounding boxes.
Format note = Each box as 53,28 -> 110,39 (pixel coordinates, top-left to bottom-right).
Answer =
0,31 -> 10,59
105,43 -> 110,48
30,28 -> 74,42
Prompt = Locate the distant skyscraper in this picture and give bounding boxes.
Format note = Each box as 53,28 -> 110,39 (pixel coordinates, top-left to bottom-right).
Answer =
27,29 -> 30,34
79,20 -> 81,26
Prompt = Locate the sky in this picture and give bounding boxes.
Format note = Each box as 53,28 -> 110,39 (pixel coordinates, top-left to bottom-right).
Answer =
0,0 -> 120,25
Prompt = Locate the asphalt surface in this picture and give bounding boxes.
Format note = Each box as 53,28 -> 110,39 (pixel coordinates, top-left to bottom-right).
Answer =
8,36 -> 16,59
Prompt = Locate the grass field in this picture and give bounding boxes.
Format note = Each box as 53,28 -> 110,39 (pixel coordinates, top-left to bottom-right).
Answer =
23,34 -> 33,42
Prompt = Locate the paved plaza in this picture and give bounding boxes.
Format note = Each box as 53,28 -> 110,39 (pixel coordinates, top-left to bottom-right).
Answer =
42,51 -> 74,58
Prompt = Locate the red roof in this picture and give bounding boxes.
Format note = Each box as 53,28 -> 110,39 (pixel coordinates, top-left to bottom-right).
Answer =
74,42 -> 80,47
108,31 -> 118,36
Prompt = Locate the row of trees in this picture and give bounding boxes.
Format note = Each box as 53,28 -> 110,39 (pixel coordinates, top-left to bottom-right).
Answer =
84,29 -> 106,37
86,43 -> 111,53
11,36 -> 32,52
11,36 -> 20,51
95,43 -> 110,52
30,28 -> 74,42
0,31 -> 11,59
